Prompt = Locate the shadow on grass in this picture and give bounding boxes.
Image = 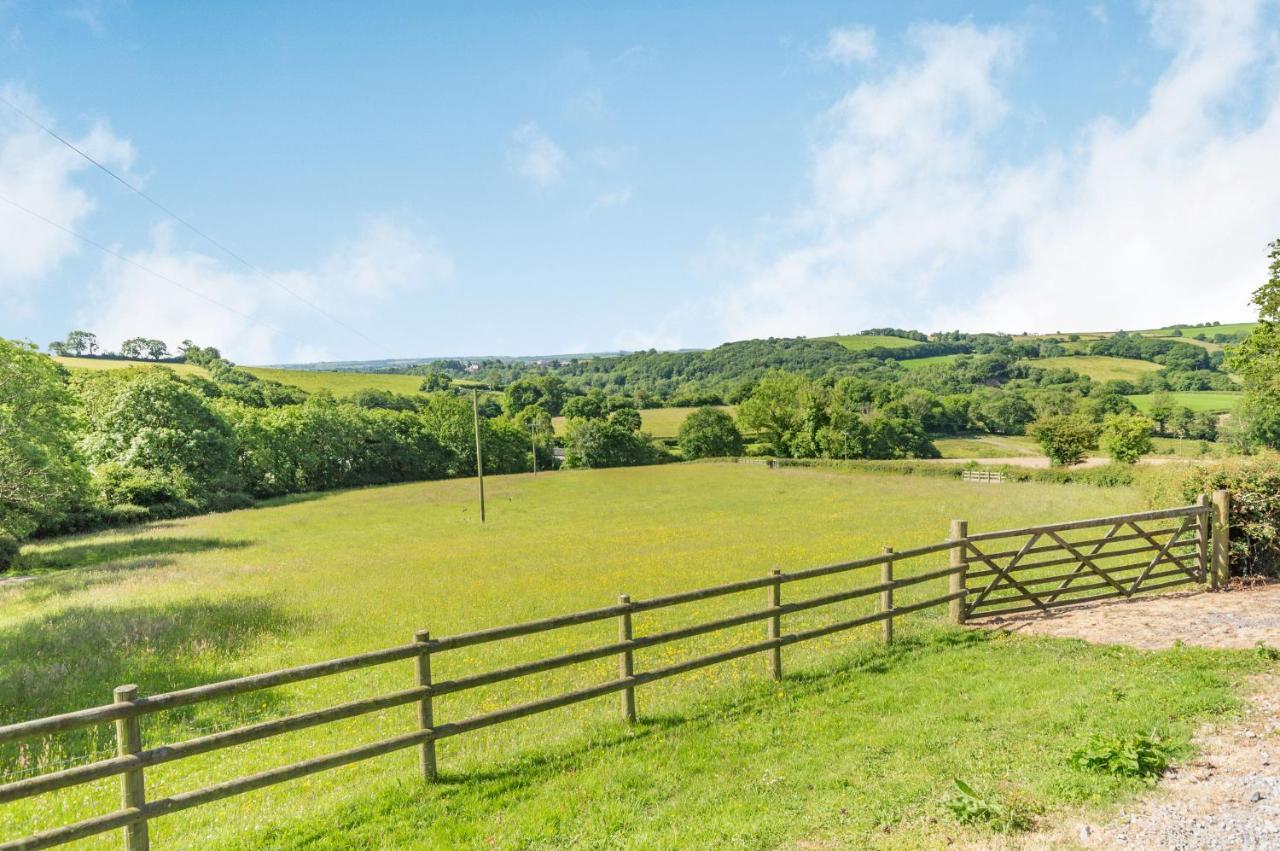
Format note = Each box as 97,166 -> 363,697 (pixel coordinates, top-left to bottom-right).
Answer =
0,595 -> 303,767
18,536 -> 254,574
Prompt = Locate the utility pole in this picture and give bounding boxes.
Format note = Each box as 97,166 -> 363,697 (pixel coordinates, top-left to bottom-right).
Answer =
472,389 -> 485,523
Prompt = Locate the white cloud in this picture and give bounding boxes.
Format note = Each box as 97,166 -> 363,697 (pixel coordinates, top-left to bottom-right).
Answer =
822,25 -> 877,66
702,1 -> 1280,342
590,186 -> 632,211
0,85 -> 134,310
510,122 -> 567,187
80,215 -> 454,364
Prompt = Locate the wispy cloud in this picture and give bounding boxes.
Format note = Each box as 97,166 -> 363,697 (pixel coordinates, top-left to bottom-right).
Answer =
691,0 -> 1279,343
510,122 -> 567,187
590,186 -> 632,211
821,25 -> 877,66
0,85 -> 135,314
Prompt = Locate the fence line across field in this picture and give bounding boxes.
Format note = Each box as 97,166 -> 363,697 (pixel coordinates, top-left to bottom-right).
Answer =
0,493 -> 1229,851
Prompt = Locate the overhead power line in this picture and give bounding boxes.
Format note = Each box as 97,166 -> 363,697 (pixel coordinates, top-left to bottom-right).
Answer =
0,191 -> 300,347
0,95 -> 374,344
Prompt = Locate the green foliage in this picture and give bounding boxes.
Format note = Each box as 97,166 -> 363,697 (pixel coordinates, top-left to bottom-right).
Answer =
1100,413 -> 1155,464
1140,459 -> 1280,577
677,407 -> 744,459
418,371 -> 451,392
78,369 -> 240,496
0,339 -> 89,540
1069,732 -> 1172,784
1229,239 -> 1280,448
968,387 -> 1036,435
0,533 -> 18,571
1029,415 -> 1100,466
943,778 -> 1035,833
609,406 -> 642,432
562,419 -> 664,468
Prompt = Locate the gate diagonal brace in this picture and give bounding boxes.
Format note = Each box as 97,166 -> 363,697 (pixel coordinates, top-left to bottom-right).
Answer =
964,539 -> 1049,612
965,533 -> 1040,613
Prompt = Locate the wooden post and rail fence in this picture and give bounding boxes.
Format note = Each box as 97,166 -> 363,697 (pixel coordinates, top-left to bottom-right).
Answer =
0,492 -> 1232,850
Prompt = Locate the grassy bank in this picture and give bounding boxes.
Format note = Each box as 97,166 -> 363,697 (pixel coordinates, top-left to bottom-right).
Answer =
0,464 -> 1256,847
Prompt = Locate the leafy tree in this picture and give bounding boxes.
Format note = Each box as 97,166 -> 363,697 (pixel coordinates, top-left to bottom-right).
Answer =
64,330 -> 99,356
737,371 -> 820,456
1228,239 -> 1280,448
0,339 -> 89,544
419,371 -> 451,392
609,407 -> 642,432
1029,415 -> 1100,467
563,419 -> 661,468
78,369 -> 240,501
120,337 -> 148,359
968,388 -> 1036,435
562,390 -> 609,421
1100,413 -> 1154,464
145,339 -> 170,360
1147,390 -> 1176,435
47,341 -> 68,356
348,388 -> 420,411
677,407 -> 743,459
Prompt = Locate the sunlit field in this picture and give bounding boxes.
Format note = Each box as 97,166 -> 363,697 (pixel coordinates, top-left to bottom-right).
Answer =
817,334 -> 922,351
53,356 -> 210,377
243,366 -> 429,397
1031,355 -> 1164,382
0,464 -> 1261,848
1129,391 -> 1243,414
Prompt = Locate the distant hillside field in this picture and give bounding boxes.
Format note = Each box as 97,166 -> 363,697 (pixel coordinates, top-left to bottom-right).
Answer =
898,354 -> 962,370
552,405 -> 737,439
1031,355 -> 1164,382
54,356 -> 209,377
817,334 -> 921,351
242,367 -> 428,396
1128,391 -> 1243,414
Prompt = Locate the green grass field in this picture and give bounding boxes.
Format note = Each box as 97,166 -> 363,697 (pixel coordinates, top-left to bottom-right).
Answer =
1,464 -> 1265,848
54,356 -> 210,377
1032,356 -> 1164,382
817,334 -> 922,351
898,353 -> 962,370
551,405 -> 738,439
1128,392 -> 1242,415
243,367 -> 429,396
933,434 -> 1041,458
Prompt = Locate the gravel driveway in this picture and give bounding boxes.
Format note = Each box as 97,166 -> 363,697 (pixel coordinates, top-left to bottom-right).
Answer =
976,583 -> 1280,849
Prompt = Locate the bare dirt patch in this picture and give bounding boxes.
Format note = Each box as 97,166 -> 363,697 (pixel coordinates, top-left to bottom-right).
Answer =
975,583 -> 1280,650
975,584 -> 1280,849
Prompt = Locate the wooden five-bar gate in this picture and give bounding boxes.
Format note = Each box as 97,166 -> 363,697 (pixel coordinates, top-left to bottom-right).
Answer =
0,492 -> 1231,850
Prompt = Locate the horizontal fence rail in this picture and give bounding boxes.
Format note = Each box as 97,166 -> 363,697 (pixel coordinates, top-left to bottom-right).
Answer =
0,495 -> 1229,850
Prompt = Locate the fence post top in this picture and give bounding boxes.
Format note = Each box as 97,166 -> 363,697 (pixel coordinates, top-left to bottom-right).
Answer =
414,630 -> 431,643
618,594 -> 631,605
113,684 -> 138,701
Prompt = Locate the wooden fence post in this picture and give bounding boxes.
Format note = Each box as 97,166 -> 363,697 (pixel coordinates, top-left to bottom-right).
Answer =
1212,489 -> 1231,589
881,547 -> 894,645
618,595 -> 636,722
768,569 -> 782,680
414,630 -> 437,781
1196,494 -> 1211,585
113,685 -> 149,851
949,520 -> 968,625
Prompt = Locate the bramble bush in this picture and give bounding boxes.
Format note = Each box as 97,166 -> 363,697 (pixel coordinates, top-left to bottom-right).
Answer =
1140,460 -> 1280,577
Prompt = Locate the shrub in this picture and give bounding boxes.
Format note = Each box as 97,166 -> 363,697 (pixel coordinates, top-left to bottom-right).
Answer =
1029,415 -> 1099,466
1100,413 -> 1155,464
0,534 -> 19,571
1139,460 -> 1280,577
678,407 -> 744,460
563,419 -> 665,469
1069,733 -> 1172,784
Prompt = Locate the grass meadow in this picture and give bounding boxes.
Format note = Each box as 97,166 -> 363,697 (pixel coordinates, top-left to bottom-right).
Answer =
1030,355 -> 1164,382
53,356 -> 210,377
1,463 -> 1268,848
242,367 -> 430,397
816,334 -> 922,351
554,405 -> 738,440
1129,391 -> 1243,414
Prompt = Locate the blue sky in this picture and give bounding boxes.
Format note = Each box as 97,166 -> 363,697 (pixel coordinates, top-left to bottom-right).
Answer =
0,1 -> 1276,364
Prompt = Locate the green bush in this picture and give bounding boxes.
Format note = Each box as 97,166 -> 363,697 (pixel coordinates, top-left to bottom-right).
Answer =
1139,459 -> 1280,577
0,534 -> 19,571
1069,732 -> 1172,784
678,407 -> 744,460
